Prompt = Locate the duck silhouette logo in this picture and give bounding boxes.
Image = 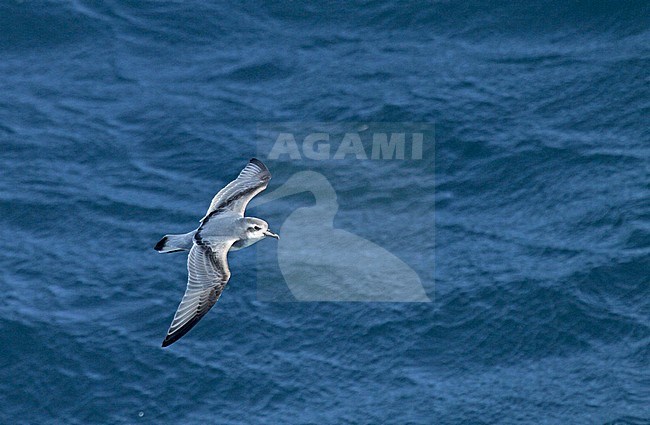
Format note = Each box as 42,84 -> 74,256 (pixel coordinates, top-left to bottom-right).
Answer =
252,170 -> 430,302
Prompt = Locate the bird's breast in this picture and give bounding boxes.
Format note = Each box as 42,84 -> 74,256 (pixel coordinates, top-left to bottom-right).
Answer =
229,236 -> 263,251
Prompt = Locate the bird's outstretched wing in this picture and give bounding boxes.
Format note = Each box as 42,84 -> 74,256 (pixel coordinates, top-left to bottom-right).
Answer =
200,158 -> 271,222
162,238 -> 236,347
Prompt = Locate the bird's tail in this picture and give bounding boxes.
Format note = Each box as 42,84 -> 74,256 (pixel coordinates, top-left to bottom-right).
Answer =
154,231 -> 195,253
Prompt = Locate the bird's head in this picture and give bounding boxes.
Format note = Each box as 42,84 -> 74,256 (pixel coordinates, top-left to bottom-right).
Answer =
243,217 -> 279,240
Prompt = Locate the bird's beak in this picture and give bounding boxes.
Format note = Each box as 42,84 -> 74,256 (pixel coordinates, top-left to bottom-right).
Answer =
264,230 -> 279,239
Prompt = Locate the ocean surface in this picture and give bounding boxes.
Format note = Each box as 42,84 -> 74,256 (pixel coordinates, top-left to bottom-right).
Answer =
1,1 -> 649,423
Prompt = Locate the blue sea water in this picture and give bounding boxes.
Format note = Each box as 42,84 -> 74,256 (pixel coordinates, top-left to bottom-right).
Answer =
0,0 -> 649,423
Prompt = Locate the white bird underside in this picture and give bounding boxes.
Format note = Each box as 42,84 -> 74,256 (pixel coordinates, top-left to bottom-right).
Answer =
159,158 -> 272,347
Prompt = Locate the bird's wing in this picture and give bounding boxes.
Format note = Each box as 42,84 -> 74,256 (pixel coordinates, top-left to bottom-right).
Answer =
162,238 -> 236,347
200,158 -> 271,222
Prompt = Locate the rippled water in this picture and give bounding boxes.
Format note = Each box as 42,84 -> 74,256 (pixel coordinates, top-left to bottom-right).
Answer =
0,1 -> 648,423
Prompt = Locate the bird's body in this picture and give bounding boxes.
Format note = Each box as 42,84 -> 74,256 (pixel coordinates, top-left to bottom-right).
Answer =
200,214 -> 269,249
154,158 -> 278,347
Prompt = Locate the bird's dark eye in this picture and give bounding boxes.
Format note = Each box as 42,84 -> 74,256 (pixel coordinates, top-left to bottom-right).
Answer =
251,225 -> 261,231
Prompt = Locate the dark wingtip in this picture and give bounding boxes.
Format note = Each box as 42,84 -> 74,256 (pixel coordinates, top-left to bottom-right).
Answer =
250,157 -> 268,170
162,331 -> 182,347
249,158 -> 271,180
154,236 -> 168,251
160,315 -> 204,348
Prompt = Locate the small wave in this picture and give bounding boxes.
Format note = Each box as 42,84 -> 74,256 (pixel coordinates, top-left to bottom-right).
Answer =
0,2 -> 100,50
